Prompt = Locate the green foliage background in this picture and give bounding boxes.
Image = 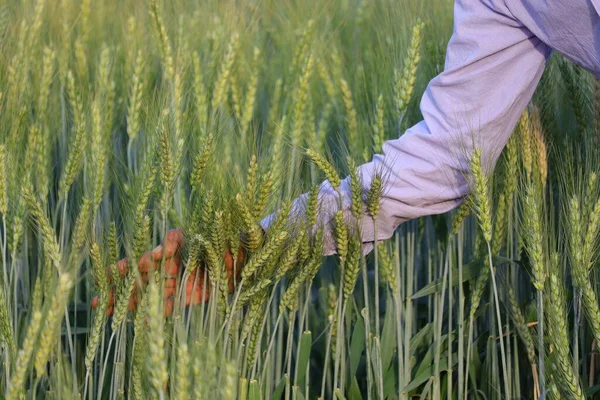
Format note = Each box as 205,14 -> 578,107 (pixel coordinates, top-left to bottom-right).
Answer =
0,0 -> 599,399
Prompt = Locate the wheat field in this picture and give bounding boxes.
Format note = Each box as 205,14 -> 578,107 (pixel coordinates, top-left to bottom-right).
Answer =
1,0 -> 600,399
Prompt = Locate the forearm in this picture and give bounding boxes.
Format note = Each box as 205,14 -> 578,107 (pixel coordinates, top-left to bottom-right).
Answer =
262,0 -> 551,256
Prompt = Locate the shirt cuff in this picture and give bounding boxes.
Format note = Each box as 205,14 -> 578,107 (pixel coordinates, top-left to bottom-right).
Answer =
259,177 -> 397,256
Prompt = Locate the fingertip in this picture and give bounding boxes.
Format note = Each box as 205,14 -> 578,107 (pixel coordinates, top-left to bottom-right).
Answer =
151,244 -> 165,261
155,230 -> 185,261
164,288 -> 175,299
140,251 -> 158,273
164,278 -> 177,290
128,296 -> 137,312
237,246 -> 245,264
167,229 -> 185,248
164,297 -> 174,317
165,258 -> 180,276
117,259 -> 129,276
138,252 -> 149,272
91,296 -> 98,308
224,248 -> 234,265
187,270 -> 209,305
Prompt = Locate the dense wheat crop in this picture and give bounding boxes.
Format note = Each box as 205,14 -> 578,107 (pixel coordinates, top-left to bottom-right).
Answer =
1,0 -> 600,399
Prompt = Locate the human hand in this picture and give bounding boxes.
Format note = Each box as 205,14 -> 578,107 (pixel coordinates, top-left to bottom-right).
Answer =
91,229 -> 244,318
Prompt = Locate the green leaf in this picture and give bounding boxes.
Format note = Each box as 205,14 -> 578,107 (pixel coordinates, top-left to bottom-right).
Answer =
348,377 -> 363,400
295,331 -> 312,389
411,256 -> 514,299
249,379 -> 261,400
371,337 -> 384,398
380,302 -> 397,374
350,319 -> 365,376
413,332 -> 452,379
403,351 -> 457,392
334,388 -> 347,400
272,375 -> 287,400
419,377 -> 435,399
586,384 -> 600,397
409,323 -> 432,354
292,386 -> 305,400
239,378 -> 249,400
411,259 -> 482,299
383,363 -> 397,399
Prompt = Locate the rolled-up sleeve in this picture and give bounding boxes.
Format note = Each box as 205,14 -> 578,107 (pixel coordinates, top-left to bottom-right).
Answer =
264,0 -> 552,255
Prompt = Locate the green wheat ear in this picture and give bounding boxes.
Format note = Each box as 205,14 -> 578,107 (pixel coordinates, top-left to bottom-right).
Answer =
240,46 -> 261,140
469,148 -> 492,243
0,286 -> 13,353
506,284 -> 535,367
523,181 -> 545,291
212,32 -> 240,110
127,50 -> 145,142
366,173 -> 383,218
395,19 -> 424,116
22,186 -> 61,271
34,273 -> 74,377
373,94 -> 386,153
569,194 -> 600,346
85,242 -> 108,372
0,144 -> 7,215
378,242 -> 397,294
546,270 -> 585,400
334,211 -> 348,266
191,133 -> 214,190
146,277 -> 168,394
306,149 -> 341,189
60,70 -> 87,198
518,109 -> 533,178
6,311 -> 43,400
342,235 -> 361,299
340,78 -> 359,156
175,340 -> 190,400
346,157 -> 364,221
291,54 -> 314,153
451,195 -> 472,235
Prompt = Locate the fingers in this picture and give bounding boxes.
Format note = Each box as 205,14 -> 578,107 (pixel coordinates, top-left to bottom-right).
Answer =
116,259 -> 129,277
164,297 -> 174,317
138,251 -> 154,273
185,269 -> 210,306
224,246 -> 245,293
139,253 -> 181,275
92,229 -> 187,320
128,293 -> 138,312
151,229 -> 185,261
100,259 -> 128,286
164,278 -> 177,298
116,229 -> 183,275
165,257 -> 181,276
93,284 -> 175,318
91,291 -> 115,316
106,291 -> 115,316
